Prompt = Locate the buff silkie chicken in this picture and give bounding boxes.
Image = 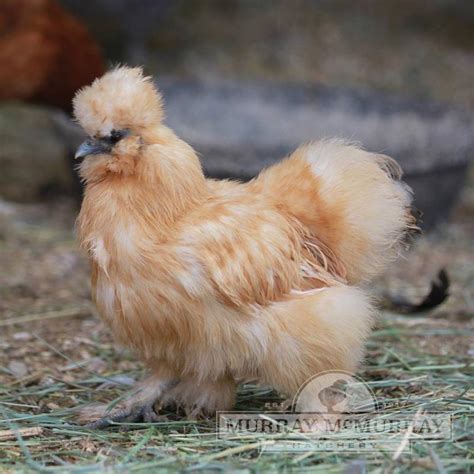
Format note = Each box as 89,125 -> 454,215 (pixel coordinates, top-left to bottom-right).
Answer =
73,67 -> 414,427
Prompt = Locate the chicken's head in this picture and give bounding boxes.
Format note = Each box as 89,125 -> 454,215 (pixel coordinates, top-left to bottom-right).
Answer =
73,66 -> 164,180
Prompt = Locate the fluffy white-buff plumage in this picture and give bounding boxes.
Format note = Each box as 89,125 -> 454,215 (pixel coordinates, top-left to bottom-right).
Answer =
73,67 -> 414,423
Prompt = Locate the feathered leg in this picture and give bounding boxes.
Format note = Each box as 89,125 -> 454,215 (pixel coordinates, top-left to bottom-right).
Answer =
162,376 -> 237,419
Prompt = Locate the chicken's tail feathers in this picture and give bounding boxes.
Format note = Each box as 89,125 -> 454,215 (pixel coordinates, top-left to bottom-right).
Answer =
256,138 -> 416,284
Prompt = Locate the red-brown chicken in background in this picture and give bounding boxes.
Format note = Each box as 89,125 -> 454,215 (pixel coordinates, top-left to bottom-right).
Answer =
0,0 -> 104,112
73,67 -> 414,427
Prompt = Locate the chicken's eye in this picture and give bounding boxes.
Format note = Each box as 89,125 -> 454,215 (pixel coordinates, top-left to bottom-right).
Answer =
109,129 -> 125,144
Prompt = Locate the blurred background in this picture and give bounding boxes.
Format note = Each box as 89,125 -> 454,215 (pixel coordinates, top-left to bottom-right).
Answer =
1,1 -> 474,217
0,0 -> 472,379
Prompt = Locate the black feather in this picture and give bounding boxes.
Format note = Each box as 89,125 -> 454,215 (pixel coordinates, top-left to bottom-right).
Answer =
385,269 -> 450,314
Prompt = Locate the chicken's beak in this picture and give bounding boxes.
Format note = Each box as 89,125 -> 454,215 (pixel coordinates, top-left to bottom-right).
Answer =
74,139 -> 111,159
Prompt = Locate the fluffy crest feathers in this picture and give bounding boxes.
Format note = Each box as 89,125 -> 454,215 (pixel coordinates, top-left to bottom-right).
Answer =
73,66 -> 163,137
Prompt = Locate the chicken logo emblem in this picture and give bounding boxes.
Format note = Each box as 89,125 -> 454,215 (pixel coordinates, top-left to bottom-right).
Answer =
318,379 -> 349,413
292,370 -> 377,415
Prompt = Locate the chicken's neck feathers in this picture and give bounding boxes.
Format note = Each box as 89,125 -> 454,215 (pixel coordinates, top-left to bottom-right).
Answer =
77,138 -> 207,258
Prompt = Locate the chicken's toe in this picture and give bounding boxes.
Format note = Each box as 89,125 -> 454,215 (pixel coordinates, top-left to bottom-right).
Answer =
84,402 -> 159,429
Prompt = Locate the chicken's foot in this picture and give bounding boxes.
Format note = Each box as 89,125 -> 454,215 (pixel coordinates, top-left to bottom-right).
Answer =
81,377 -> 178,429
